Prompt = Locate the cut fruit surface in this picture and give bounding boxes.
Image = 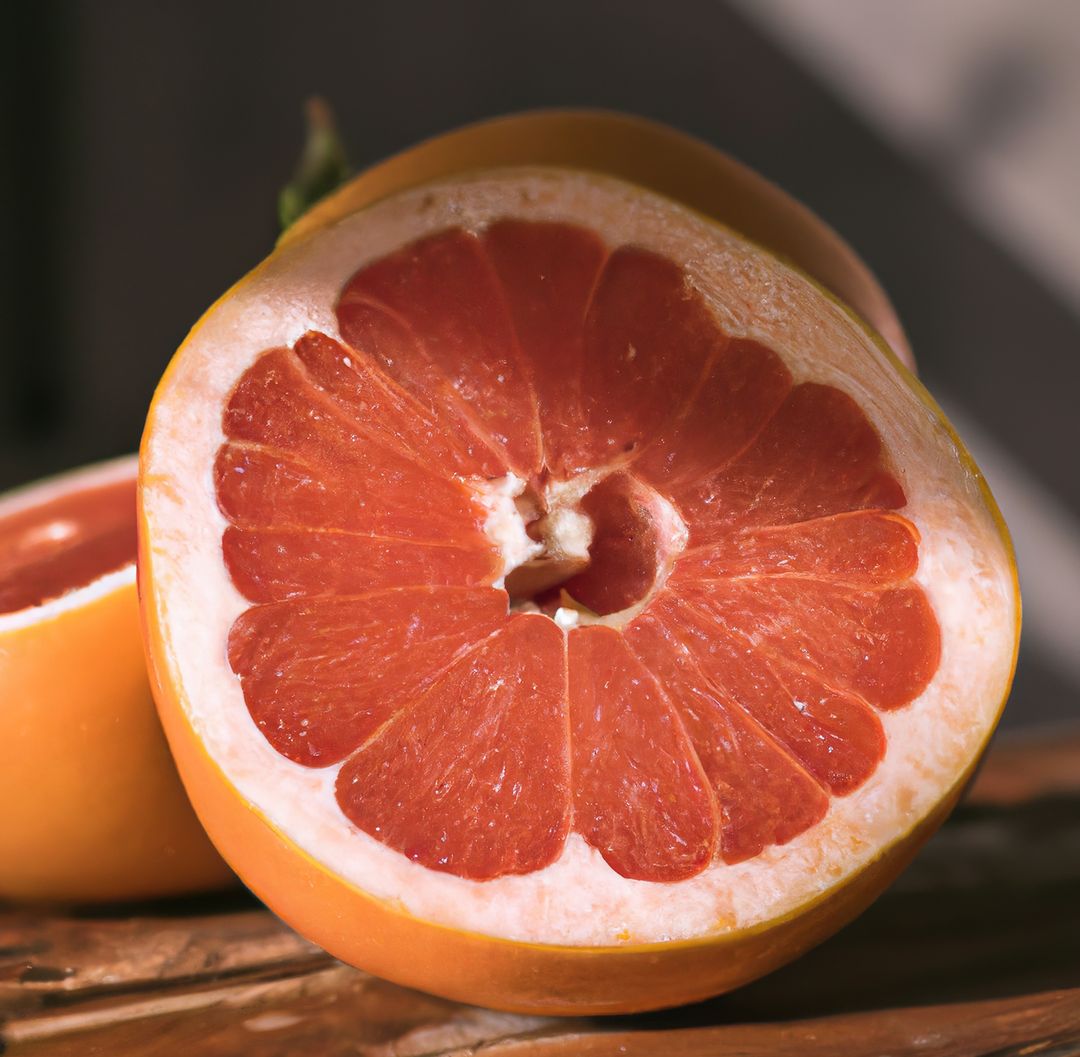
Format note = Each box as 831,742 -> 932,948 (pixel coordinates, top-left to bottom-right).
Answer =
0,457 -> 232,903
140,118 -> 1018,1014
0,476 -> 136,614
210,215 -> 938,886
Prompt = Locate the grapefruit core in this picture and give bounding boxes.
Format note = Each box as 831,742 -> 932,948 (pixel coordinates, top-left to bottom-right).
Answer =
139,116 -> 1019,1013
0,457 -> 233,903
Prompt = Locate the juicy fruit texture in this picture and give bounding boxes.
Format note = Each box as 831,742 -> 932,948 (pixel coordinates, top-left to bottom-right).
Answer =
215,220 -> 941,883
0,477 -> 136,614
141,156 -> 1018,1013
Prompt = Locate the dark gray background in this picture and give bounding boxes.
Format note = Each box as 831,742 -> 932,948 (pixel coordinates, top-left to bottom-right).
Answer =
3,1 -> 1076,728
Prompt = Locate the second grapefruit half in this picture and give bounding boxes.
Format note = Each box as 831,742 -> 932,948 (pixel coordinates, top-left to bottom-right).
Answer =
0,457 -> 232,902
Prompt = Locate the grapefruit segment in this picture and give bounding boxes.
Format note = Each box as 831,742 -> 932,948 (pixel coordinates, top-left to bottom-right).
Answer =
292,330 -> 497,478
227,587 -> 507,766
678,511 -> 920,585
624,615 -> 830,864
635,337 -> 791,490
139,156 -> 1019,1013
482,220 -> 607,477
338,228 -> 542,475
680,578 -> 940,711
629,599 -> 884,796
336,613 -> 569,880
221,525 -> 499,601
577,248 -> 722,470
329,302 -> 506,477
569,625 -> 718,882
219,346 -> 487,540
677,382 -> 907,541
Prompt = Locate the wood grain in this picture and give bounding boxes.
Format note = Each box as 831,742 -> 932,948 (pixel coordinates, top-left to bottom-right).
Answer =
471,990 -> 1080,1057
2,728 -> 1078,1056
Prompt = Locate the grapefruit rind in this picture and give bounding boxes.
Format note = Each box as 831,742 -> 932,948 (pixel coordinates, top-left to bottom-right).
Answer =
140,169 -> 1017,947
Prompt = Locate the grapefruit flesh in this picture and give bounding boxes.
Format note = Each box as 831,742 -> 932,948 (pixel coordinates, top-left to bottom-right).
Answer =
215,218 -> 937,884
140,166 -> 1018,1011
0,458 -> 233,902
0,476 -> 136,614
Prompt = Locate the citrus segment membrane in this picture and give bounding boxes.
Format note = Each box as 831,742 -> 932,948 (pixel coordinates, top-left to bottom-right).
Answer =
226,587 -> 507,766
624,615 -> 830,865
669,382 -> 908,543
215,216 -> 942,886
217,345 -> 488,539
338,228 -> 542,475
569,625 -> 717,882
0,476 -> 136,614
483,220 -> 607,476
337,613 -> 570,880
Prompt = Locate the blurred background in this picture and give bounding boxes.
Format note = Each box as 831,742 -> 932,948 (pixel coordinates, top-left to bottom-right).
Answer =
2,1 -> 1077,729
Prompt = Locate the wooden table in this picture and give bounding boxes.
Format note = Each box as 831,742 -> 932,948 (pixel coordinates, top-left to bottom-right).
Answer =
3,730 -> 1079,1056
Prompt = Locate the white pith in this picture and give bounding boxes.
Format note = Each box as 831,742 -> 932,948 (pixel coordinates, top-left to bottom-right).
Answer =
482,468 -> 688,625
481,466 -> 682,626
0,455 -> 137,635
141,170 -> 1017,947
473,474 -> 543,586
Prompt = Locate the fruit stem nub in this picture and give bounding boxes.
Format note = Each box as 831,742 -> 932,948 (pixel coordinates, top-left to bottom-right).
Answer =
278,97 -> 351,232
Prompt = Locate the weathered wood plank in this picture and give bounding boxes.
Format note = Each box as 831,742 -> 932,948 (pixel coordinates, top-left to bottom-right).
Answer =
0,905 -> 324,1014
6,964 -> 559,1057
464,989 -> 1080,1057
7,976 -> 1080,1056
1,729 -> 1077,1055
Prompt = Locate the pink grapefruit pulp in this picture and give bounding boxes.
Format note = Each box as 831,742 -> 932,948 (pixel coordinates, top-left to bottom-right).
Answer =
139,129 -> 1018,1012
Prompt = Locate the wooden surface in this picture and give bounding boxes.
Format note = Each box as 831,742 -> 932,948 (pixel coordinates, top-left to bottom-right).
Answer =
2,728 -> 1079,1056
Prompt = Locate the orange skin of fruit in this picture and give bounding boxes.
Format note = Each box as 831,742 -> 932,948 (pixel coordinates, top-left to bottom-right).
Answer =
139,110 -> 1019,1013
0,574 -> 234,903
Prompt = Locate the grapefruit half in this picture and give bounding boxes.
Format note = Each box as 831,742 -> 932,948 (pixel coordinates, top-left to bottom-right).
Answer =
0,456 -> 232,902
139,116 -> 1019,1013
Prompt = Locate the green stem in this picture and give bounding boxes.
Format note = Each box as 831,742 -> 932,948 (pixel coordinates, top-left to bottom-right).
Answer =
278,98 -> 350,233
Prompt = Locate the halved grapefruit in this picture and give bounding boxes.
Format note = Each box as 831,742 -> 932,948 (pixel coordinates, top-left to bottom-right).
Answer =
139,113 -> 1019,1013
0,456 -> 232,902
